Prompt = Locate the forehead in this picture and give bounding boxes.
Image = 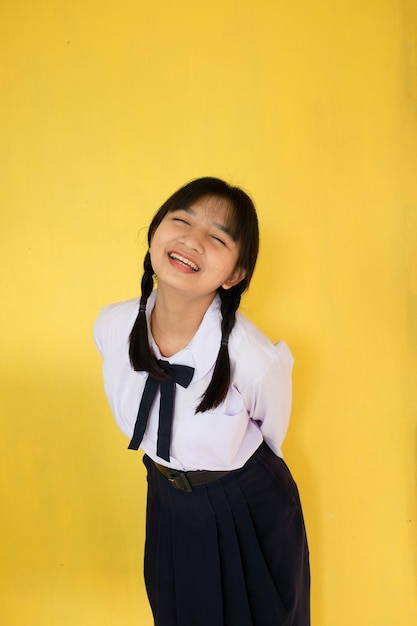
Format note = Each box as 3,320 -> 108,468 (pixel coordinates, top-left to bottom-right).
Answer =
173,194 -> 237,233
188,194 -> 229,213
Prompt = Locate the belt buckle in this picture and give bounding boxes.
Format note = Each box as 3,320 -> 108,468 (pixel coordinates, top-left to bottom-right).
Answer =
167,470 -> 192,492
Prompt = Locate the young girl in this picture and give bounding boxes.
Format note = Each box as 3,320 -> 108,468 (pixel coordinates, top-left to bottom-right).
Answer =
94,177 -> 310,626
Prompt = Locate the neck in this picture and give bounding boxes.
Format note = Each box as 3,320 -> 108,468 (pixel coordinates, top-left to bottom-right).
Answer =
151,287 -> 217,357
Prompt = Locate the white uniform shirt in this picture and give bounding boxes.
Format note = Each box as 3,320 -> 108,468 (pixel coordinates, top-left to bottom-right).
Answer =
94,290 -> 294,471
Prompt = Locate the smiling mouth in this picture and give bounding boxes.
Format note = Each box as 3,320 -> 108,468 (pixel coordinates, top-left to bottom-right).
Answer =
169,252 -> 200,272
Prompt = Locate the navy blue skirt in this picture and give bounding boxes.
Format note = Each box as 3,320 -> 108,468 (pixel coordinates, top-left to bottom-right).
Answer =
142,442 -> 310,626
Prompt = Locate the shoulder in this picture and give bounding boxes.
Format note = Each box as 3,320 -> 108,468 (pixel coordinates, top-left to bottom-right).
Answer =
229,311 -> 294,384
93,297 -> 139,356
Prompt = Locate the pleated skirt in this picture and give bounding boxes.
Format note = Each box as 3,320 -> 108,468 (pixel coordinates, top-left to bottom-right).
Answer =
142,442 -> 310,626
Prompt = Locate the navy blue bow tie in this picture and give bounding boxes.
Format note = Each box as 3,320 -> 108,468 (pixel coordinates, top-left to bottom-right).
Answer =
128,360 -> 194,462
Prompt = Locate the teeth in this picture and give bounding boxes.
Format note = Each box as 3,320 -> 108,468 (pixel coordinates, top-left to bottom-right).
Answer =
169,253 -> 199,271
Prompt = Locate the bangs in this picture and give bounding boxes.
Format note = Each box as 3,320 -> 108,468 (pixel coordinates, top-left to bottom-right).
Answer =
215,198 -> 243,243
168,194 -> 241,243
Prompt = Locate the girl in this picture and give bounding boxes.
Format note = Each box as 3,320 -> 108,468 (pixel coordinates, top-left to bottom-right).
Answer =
94,177 -> 310,626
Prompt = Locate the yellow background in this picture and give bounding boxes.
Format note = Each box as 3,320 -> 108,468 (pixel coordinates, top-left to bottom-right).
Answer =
1,1 -> 416,624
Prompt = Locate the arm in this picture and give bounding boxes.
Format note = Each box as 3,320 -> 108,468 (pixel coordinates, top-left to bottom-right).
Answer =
243,340 -> 294,457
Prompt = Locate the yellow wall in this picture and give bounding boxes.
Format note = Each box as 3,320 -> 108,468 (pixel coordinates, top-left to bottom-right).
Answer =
1,1 -> 416,624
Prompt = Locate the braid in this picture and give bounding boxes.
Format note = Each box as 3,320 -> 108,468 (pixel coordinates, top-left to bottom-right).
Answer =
196,284 -> 243,412
129,251 -> 167,379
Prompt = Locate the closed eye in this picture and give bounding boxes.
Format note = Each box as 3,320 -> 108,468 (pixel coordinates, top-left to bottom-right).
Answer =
172,217 -> 190,225
210,234 -> 227,246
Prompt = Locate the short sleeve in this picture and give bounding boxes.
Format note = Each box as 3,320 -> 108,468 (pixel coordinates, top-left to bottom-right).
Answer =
243,340 -> 294,457
93,298 -> 139,358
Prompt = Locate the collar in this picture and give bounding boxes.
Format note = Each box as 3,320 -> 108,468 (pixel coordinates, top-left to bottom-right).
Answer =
144,290 -> 222,383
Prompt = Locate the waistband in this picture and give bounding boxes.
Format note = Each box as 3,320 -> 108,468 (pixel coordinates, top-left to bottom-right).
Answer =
153,462 -> 230,492
152,441 -> 273,493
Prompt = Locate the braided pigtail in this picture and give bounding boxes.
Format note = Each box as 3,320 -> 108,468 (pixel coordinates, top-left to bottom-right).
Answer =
129,251 -> 167,379
196,282 -> 244,412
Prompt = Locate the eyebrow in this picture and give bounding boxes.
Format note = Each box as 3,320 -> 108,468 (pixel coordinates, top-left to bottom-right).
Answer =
179,206 -> 236,240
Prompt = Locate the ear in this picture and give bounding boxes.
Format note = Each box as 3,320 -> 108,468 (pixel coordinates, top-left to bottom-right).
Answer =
221,267 -> 247,290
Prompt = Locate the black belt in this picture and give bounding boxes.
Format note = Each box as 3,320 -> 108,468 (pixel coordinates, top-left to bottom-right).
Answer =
154,462 -> 230,492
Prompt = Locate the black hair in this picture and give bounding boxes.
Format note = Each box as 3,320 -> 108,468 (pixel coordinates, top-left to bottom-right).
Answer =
129,176 -> 259,412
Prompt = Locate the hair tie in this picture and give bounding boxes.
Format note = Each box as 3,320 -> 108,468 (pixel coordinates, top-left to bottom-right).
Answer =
139,304 -> 146,313
221,338 -> 229,347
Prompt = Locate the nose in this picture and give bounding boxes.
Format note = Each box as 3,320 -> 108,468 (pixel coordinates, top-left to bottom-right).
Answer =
180,228 -> 204,254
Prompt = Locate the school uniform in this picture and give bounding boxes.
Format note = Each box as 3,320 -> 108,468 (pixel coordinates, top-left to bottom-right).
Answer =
94,290 -> 310,626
